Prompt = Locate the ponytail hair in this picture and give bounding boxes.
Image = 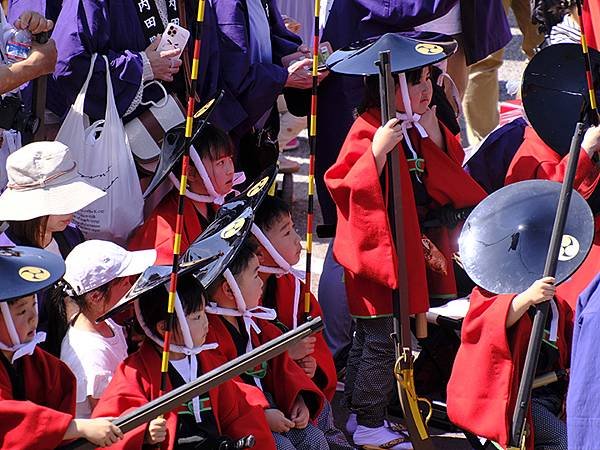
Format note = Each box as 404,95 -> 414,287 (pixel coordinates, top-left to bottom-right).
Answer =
43,280 -> 111,357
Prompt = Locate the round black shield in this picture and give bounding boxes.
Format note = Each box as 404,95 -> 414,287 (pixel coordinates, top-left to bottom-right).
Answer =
459,180 -> 594,294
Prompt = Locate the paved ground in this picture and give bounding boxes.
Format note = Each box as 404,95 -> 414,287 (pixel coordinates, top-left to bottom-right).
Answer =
285,12 -> 530,449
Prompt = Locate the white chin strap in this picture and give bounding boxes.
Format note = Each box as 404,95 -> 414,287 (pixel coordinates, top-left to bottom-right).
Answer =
134,290 -> 218,423
0,297 -> 46,363
396,73 -> 428,158
168,145 -> 246,205
205,269 -> 277,389
251,224 -> 304,328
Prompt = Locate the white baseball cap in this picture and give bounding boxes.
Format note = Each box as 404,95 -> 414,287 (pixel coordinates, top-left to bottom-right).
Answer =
0,141 -> 106,221
64,240 -> 157,296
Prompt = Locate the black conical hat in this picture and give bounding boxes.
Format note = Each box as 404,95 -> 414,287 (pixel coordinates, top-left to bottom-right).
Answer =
96,203 -> 254,322
522,43 -> 600,156
216,164 -> 278,217
143,91 -> 224,198
458,180 -> 594,294
327,32 -> 457,76
0,246 -> 65,301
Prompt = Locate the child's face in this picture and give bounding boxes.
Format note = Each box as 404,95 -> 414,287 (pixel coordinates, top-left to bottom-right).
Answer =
395,66 -> 433,116
184,307 -> 209,348
235,254 -> 264,309
203,154 -> 235,196
46,214 -> 74,234
262,213 -> 302,266
0,295 -> 38,346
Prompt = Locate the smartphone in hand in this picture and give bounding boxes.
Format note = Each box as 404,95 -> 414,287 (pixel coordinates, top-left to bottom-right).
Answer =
157,23 -> 190,59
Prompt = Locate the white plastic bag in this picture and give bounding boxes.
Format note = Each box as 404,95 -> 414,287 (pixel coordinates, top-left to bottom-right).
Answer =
56,54 -> 143,245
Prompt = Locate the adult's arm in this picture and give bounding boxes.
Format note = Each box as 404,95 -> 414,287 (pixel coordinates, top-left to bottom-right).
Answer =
211,0 -> 301,132
0,40 -> 57,94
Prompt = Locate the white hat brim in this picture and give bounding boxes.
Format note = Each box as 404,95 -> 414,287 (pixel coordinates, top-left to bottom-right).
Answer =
117,249 -> 158,278
0,181 -> 106,221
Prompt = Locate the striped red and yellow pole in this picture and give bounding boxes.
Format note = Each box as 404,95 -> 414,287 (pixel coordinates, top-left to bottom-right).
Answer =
303,0 -> 321,321
576,0 -> 599,125
160,0 -> 207,395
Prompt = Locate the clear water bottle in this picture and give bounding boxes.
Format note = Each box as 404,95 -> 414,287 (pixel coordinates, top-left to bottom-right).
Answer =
5,29 -> 33,63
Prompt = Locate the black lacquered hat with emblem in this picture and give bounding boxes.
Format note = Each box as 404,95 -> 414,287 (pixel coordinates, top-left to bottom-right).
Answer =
327,32 -> 457,76
96,204 -> 254,322
143,90 -> 225,198
0,246 -> 65,301
458,180 -> 594,294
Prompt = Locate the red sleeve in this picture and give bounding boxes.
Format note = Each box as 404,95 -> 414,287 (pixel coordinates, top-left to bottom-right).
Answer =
92,355 -> 178,450
325,115 -> 399,290
506,127 -> 600,199
214,379 -> 277,449
0,350 -> 75,450
259,321 -> 325,419
128,213 -> 180,266
325,113 -> 434,315
447,288 -> 532,448
583,0 -> 600,50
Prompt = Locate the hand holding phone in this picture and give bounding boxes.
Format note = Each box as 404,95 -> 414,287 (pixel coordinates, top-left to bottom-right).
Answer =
156,23 -> 190,60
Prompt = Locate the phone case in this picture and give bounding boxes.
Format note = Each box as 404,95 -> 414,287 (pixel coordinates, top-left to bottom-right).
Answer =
157,23 -> 191,59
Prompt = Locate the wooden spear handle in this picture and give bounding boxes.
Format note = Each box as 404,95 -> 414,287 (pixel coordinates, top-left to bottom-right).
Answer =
415,313 -> 428,339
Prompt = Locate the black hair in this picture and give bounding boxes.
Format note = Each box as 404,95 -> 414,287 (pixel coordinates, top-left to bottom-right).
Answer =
7,216 -> 49,248
172,122 -> 233,175
206,240 -> 258,298
254,196 -> 291,233
43,280 -> 113,357
139,274 -> 206,339
357,66 -> 426,115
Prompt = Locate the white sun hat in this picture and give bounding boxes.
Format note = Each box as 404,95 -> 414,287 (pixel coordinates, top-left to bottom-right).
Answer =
0,141 -> 106,221
64,240 -> 157,296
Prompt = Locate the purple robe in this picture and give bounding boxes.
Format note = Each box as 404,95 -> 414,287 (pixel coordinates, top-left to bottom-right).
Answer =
209,0 -> 302,138
49,0 -> 220,121
567,273 -> 600,450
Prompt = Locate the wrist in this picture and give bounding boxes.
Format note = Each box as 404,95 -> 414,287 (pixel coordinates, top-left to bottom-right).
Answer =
140,51 -> 154,81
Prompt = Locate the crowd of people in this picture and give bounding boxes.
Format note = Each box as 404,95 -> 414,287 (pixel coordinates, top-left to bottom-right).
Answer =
2,0 -> 600,449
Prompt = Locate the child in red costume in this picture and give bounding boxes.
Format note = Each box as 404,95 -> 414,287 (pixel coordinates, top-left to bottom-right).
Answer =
504,124 -> 600,310
447,277 -> 572,450
253,195 -> 353,450
205,243 -> 328,450
0,246 -> 122,449
93,274 -> 276,449
129,124 -> 242,264
325,64 -> 486,448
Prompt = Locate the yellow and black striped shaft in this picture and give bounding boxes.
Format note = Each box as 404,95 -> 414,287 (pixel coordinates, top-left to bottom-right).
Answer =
576,0 -> 599,125
303,0 -> 321,321
160,0 -> 207,395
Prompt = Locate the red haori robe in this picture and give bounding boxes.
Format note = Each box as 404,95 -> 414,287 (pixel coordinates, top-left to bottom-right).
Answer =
128,190 -> 209,264
505,126 -> 600,199
206,314 -> 325,419
583,0 -> 600,50
0,347 -> 76,450
504,125 -> 600,309
447,288 -> 573,449
92,340 -> 276,450
325,109 -> 487,318
268,273 -> 338,402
